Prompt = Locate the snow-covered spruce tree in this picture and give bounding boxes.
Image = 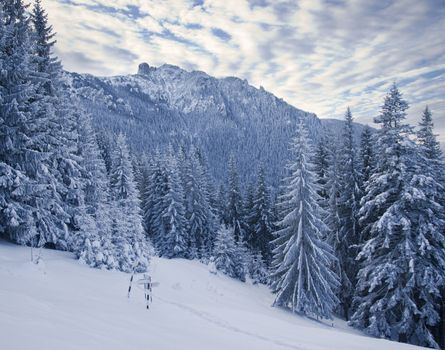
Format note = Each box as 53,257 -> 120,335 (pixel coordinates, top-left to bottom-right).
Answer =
247,167 -> 275,265
359,126 -> 375,190
30,0 -> 89,251
243,181 -> 256,251
155,148 -> 189,258
178,147 -> 198,259
52,95 -> 90,252
177,147 -> 194,257
213,225 -> 246,282
75,111 -> 115,269
194,147 -> 219,237
417,106 -> 443,164
325,140 -> 345,317
182,146 -> 216,260
138,154 -> 153,200
314,135 -> 331,210
215,183 -> 227,224
250,252 -> 270,285
131,153 -> 145,202
417,106 -> 445,198
136,153 -> 154,229
225,155 -> 245,242
110,133 -> 151,272
176,146 -> 188,198
142,151 -> 168,246
96,129 -> 114,174
0,0 -> 68,248
30,0 -> 61,94
336,107 -> 362,319
325,139 -> 341,246
271,121 -> 339,319
350,84 -> 445,348
416,106 -> 445,348
0,0 -> 40,244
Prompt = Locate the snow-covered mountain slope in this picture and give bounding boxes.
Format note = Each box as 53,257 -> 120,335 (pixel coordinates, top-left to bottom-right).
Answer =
63,63 -> 365,186
0,240 -> 422,350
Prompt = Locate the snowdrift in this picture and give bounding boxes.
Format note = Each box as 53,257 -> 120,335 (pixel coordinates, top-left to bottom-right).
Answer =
0,240 -> 423,350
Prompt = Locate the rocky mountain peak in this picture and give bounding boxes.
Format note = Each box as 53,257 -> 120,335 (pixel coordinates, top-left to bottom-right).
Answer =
138,62 -> 151,75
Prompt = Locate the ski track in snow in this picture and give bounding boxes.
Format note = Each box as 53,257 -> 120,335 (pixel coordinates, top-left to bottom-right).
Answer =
156,295 -> 308,350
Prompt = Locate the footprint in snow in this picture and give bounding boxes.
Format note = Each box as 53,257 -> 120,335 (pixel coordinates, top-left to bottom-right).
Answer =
171,282 -> 182,290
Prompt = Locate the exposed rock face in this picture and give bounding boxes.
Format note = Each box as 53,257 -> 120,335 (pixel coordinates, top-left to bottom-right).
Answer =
138,62 -> 151,75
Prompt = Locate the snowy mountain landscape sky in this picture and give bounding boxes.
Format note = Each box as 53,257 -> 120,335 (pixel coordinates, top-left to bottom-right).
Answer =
2,0 -> 445,349
44,0 -> 445,144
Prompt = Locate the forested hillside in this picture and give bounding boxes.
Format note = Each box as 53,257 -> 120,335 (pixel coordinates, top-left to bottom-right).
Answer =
62,63 -> 365,187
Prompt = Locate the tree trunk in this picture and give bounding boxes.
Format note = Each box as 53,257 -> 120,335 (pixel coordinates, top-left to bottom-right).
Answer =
343,302 -> 349,321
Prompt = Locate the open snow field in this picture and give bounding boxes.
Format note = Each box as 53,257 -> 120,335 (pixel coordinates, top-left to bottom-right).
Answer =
0,240 -> 423,350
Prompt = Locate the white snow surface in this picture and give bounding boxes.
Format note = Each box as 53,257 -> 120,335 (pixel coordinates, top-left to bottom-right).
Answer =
0,240 -> 424,350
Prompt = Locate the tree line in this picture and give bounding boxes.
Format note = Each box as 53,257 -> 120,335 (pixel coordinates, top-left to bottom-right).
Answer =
271,86 -> 445,349
0,0 -> 150,272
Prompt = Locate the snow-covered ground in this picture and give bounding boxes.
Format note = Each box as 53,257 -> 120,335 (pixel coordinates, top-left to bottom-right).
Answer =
0,240 -> 423,350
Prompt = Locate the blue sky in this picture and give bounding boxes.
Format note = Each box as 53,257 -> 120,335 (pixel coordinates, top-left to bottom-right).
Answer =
44,0 -> 445,143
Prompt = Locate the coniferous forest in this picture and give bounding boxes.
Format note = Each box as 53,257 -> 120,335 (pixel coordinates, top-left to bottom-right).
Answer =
1,1 -> 445,349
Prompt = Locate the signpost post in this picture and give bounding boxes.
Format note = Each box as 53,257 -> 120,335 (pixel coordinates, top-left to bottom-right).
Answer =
127,273 -> 159,310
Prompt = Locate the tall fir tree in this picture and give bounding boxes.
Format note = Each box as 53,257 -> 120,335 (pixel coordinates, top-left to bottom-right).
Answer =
30,0 -> 60,94
0,0 -> 39,243
248,251 -> 269,285
350,84 -> 445,348
142,152 -> 165,243
216,183 -> 227,224
314,135 -> 331,210
271,121 -> 339,319
247,167 -> 275,265
137,153 -> 154,230
96,130 -> 114,174
336,107 -> 362,319
182,146 -> 216,259
194,147 -> 219,230
213,224 -> 246,282
243,181 -> 256,252
54,98 -> 90,251
31,0 -> 88,251
131,153 -> 145,202
110,133 -> 151,272
225,155 -> 245,242
0,0 -> 69,248
154,148 -> 189,258
325,139 -> 341,244
416,106 -> 445,348
75,111 -> 115,269
417,106 -> 443,165
359,126 -> 375,191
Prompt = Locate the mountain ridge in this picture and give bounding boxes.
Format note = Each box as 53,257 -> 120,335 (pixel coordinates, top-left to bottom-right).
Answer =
63,62 -> 366,187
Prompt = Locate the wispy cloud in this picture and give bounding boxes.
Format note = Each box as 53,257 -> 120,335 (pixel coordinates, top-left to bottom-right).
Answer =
44,0 -> 445,143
